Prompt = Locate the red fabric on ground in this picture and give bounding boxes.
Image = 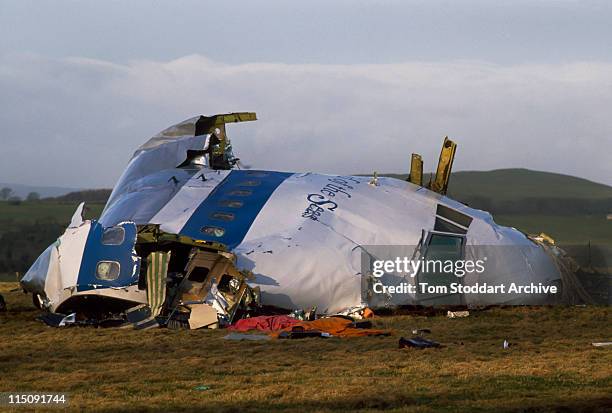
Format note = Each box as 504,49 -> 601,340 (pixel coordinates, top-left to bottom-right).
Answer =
271,317 -> 390,338
228,315 -> 300,332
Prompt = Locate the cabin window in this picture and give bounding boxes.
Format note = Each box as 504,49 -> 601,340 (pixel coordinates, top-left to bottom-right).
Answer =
201,226 -> 225,237
96,261 -> 121,281
246,171 -> 269,177
218,200 -> 243,208
210,212 -> 235,222
101,226 -> 125,245
228,189 -> 252,197
238,180 -> 261,187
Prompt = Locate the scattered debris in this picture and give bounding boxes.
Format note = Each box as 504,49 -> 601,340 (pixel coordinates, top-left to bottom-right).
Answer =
59,313 -> 76,327
592,342 -> 612,347
531,232 -> 556,246
503,340 -> 510,349
38,311 -> 125,328
38,312 -> 68,327
399,336 -> 441,349
447,310 -> 470,318
125,305 -> 153,328
278,329 -> 331,339
412,328 -> 432,335
289,308 -> 312,321
37,312 -> 77,327
187,303 -> 218,330
193,385 -> 211,391
335,306 -> 374,320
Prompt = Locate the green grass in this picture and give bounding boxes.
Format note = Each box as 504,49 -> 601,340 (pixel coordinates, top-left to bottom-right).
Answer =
0,201 -> 106,275
0,283 -> 610,412
0,201 -> 104,227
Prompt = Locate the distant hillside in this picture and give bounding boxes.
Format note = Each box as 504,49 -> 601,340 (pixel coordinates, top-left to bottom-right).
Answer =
446,169 -> 612,201
383,169 -> 612,199
0,182 -> 80,199
45,189 -> 112,203
382,169 -> 612,215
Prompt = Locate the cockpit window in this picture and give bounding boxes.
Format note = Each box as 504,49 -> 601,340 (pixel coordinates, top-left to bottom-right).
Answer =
201,226 -> 226,237
425,234 -> 464,261
101,226 -> 125,245
433,205 -> 472,235
96,261 -> 121,281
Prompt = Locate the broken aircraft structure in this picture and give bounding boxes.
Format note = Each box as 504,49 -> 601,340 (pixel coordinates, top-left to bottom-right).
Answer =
21,113 -> 588,328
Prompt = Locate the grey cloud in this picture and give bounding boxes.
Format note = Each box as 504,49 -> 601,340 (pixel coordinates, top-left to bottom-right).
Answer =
0,53 -> 611,188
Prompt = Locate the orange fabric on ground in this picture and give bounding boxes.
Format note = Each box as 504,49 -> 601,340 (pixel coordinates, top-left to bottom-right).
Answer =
271,316 -> 389,338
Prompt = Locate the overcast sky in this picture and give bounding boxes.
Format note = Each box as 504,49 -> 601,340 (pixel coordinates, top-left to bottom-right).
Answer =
1,0 -> 611,188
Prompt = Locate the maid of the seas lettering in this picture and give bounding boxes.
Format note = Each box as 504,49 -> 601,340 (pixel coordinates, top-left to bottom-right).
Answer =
301,176 -> 362,221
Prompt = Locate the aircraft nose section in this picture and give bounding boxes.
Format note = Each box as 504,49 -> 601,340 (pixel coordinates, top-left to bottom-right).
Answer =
21,217 -> 92,310
20,242 -> 56,299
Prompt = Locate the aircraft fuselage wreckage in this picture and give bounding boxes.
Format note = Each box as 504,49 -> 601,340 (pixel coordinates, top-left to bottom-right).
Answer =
21,113 -> 584,329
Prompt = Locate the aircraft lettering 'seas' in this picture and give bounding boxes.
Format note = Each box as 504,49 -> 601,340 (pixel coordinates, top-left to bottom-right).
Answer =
21,113 -> 569,329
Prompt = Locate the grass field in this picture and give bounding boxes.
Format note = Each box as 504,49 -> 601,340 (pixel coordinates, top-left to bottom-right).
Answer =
0,202 -> 104,228
0,283 -> 610,412
0,201 -> 106,276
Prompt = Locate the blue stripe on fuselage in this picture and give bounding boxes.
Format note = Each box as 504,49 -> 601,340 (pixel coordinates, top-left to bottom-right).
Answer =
76,221 -> 140,292
178,170 -> 293,250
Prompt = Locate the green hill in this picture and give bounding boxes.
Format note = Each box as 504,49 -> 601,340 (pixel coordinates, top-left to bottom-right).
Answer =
383,168 -> 612,201
45,189 -> 112,203
383,169 -> 612,216
446,169 -> 612,201
382,169 -> 612,247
